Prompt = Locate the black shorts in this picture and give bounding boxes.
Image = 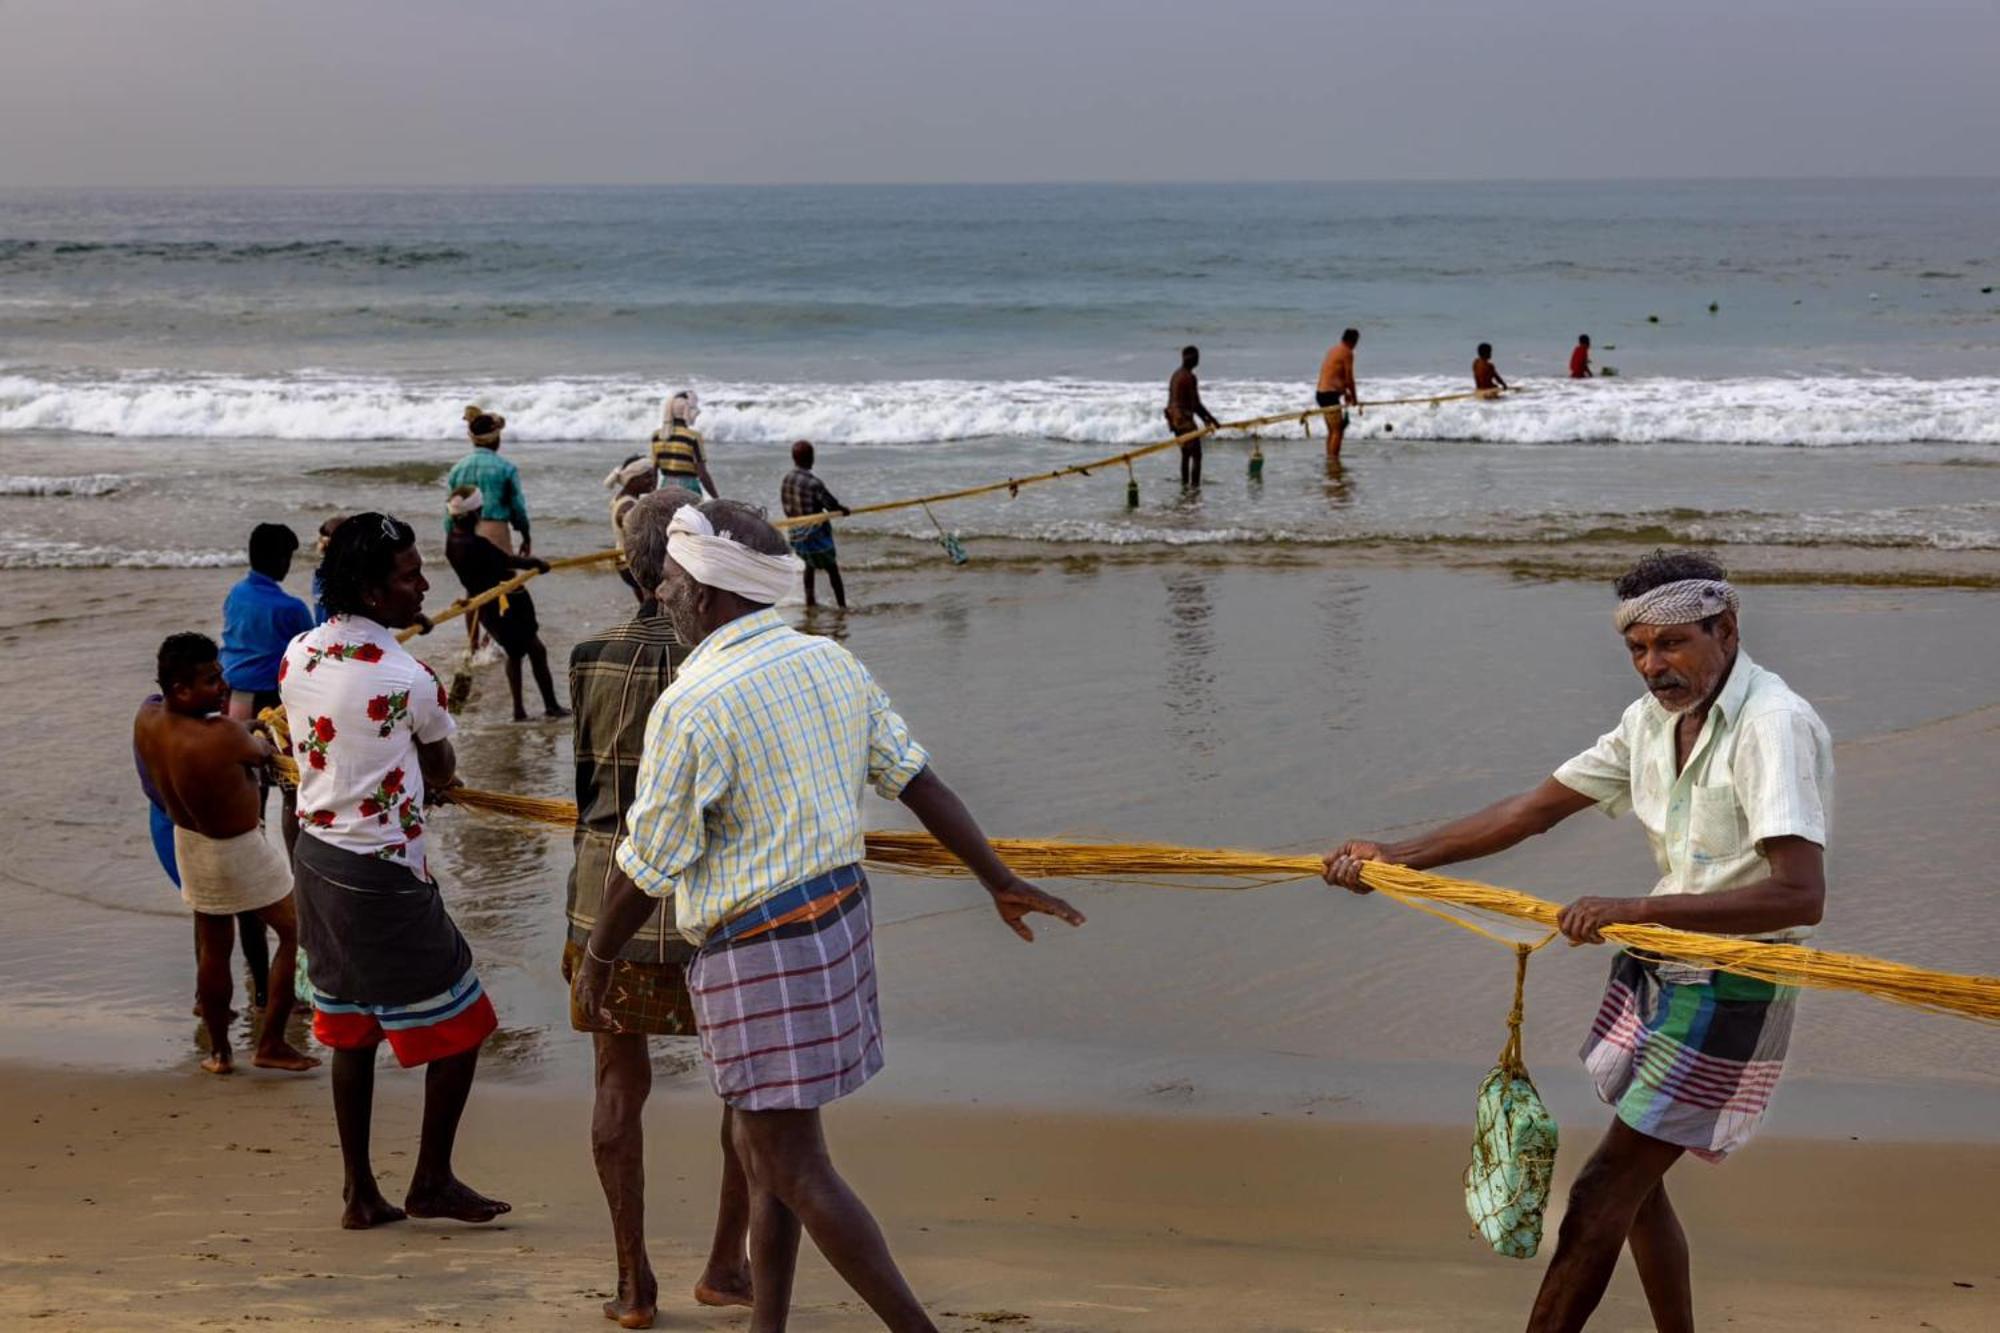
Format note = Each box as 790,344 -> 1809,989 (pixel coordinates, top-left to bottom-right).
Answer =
477,589 -> 540,657
1315,390 -> 1344,408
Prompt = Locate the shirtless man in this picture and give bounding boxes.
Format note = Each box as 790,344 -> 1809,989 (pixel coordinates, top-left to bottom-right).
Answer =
1316,328 -> 1360,460
1473,342 -> 1509,394
134,632 -> 317,1075
1166,346 -> 1220,489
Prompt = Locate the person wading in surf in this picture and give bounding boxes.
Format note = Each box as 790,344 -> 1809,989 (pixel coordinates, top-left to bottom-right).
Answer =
1322,549 -> 1832,1333
1166,346 -> 1220,489
1316,327 -> 1360,461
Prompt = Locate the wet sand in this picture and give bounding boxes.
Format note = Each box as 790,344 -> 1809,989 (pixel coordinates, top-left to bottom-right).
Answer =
3,1065 -> 1997,1332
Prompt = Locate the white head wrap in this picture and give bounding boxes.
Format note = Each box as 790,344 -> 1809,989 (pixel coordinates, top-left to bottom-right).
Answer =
446,486 -> 484,518
1614,578 -> 1740,633
667,390 -> 700,427
666,504 -> 801,604
603,457 -> 653,490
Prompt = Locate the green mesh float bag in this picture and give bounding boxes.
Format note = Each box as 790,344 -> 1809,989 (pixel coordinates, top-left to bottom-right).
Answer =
1464,944 -> 1559,1259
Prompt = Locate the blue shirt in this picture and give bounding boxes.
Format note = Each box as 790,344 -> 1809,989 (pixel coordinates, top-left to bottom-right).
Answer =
220,571 -> 314,692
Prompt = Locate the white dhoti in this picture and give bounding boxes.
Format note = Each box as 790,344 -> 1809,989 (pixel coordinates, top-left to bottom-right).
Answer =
173,826 -> 291,916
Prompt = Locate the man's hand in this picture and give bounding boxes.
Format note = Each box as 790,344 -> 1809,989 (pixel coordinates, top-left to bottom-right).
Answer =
986,874 -> 1085,942
840,507 -> 853,518
520,537 -> 533,558
425,776 -> 466,807
413,612 -> 435,636
573,950 -> 624,1033
1556,895 -> 1642,945
532,558 -> 551,574
1322,840 -> 1390,893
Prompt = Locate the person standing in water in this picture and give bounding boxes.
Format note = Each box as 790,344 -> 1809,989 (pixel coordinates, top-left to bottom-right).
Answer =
1473,342 -> 1510,394
444,486 -> 568,722
651,391 -> 719,498
1316,328 -> 1360,461
447,406 -> 532,555
1165,346 -> 1220,489
780,439 -> 852,610
1570,334 -> 1595,379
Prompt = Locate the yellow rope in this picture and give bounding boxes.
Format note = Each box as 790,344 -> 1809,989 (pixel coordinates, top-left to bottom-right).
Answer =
399,548 -> 623,641
256,713 -> 2000,1031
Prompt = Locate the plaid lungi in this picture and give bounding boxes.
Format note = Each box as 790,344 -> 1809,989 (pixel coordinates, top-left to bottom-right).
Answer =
561,939 -> 696,1037
1582,951 -> 1796,1162
687,865 -> 882,1111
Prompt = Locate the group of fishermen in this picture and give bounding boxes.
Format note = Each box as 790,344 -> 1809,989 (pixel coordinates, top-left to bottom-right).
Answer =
134,365 -> 1830,1332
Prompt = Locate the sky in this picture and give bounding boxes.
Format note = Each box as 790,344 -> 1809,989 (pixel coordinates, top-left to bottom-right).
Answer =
2,0 -> 1995,187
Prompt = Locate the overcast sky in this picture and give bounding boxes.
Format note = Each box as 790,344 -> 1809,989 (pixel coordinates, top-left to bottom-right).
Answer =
3,0 -> 1994,186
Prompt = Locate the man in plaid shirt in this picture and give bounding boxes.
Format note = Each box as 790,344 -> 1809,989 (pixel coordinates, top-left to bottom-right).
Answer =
778,440 -> 852,610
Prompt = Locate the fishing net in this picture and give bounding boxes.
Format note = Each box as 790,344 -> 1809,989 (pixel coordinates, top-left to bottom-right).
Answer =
1464,943 -> 1559,1259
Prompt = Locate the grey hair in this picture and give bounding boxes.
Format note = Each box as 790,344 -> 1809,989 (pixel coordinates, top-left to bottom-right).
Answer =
622,488 -> 697,592
698,499 -> 790,558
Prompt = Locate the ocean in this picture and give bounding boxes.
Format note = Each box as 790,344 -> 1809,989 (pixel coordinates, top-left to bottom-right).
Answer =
3,179 -> 1999,568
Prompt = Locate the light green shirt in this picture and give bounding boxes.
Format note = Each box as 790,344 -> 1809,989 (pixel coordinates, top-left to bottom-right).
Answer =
1554,651 -> 1833,942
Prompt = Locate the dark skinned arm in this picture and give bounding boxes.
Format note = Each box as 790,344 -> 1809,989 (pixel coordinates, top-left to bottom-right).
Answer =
898,766 -> 1085,941
417,736 -> 457,798
695,442 -> 720,500
1556,836 -> 1824,943
1323,776 -> 1597,889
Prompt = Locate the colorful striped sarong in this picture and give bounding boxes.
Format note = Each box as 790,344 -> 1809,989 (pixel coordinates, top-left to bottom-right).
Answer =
1582,951 -> 1796,1162
687,864 -> 881,1111
311,966 -> 497,1068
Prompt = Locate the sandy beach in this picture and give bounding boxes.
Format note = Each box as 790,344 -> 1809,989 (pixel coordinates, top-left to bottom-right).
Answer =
4,1065 -> 1998,1332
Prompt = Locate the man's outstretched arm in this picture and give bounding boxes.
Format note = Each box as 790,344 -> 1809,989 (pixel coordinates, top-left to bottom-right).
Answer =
898,766 -> 1085,941
1556,836 -> 1823,944
1322,776 -> 1597,891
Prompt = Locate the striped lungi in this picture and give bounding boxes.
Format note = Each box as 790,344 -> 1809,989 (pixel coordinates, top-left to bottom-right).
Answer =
1582,951 -> 1796,1162
687,864 -> 882,1111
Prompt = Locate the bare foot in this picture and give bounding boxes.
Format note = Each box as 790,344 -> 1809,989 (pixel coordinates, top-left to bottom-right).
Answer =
544,706 -> 572,720
602,1297 -> 657,1329
252,1041 -> 322,1072
693,1274 -> 753,1308
200,1052 -> 234,1075
341,1190 -> 407,1231
404,1176 -> 511,1224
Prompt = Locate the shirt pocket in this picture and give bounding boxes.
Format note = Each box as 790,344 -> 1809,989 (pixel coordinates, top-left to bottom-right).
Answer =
1688,783 -> 1747,862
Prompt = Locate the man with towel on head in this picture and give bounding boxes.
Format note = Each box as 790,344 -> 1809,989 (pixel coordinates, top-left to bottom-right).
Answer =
1322,549 -> 1833,1333
282,513 -> 510,1231
447,405 -> 531,554
576,499 -> 1085,1333
651,390 -> 719,498
133,632 -> 317,1075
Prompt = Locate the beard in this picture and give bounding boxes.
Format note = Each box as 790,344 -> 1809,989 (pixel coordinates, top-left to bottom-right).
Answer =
661,575 -> 706,646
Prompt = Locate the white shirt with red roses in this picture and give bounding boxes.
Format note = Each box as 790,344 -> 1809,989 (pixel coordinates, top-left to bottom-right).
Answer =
278,614 -> 455,879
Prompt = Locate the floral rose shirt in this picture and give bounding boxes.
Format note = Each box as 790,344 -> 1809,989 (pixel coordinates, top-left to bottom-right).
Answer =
278,614 -> 456,879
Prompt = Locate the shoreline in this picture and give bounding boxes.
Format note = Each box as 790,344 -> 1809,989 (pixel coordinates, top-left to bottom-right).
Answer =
3,1064 -> 1996,1331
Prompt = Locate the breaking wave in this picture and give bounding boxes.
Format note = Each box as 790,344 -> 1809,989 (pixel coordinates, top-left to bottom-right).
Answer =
0,473 -> 127,496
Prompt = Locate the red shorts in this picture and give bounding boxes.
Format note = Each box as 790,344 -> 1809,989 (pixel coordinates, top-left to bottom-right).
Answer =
310,968 -> 498,1068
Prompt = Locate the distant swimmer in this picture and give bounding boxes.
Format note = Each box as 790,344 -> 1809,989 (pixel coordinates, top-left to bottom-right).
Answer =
1165,346 -> 1220,489
1570,334 -> 1594,379
448,406 -> 531,555
134,633 -> 317,1075
1316,328 -> 1360,461
780,440 -> 854,610
651,391 -> 719,498
1473,343 -> 1509,394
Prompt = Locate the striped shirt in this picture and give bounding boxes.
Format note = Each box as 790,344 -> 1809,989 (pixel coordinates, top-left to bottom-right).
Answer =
651,426 -> 704,480
1554,651 -> 1833,941
568,609 -> 692,962
444,448 -> 529,537
615,608 -> 930,943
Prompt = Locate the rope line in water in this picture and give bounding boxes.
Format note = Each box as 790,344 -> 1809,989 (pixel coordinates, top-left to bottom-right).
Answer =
253,754 -> 1991,1027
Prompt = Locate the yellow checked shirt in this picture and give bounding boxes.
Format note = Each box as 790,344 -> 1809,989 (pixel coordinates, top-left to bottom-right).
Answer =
615,608 -> 930,943
1553,651 -> 1833,942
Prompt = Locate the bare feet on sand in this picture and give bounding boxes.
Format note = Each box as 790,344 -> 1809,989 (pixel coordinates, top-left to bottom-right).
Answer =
602,1295 -> 657,1329
340,1184 -> 407,1231
251,1041 -> 322,1072
199,1052 -> 233,1075
693,1270 -> 754,1308
404,1177 -> 511,1224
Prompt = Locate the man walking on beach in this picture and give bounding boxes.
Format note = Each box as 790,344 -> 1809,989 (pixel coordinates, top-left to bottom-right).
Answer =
1166,346 -> 1220,489
779,439 -> 852,610
1322,549 -> 1832,1333
282,513 -> 510,1231
576,499 -> 1085,1333
1316,328 -> 1360,461
1570,334 -> 1594,379
134,633 -> 317,1075
565,490 -> 753,1327
1473,342 -> 1509,394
